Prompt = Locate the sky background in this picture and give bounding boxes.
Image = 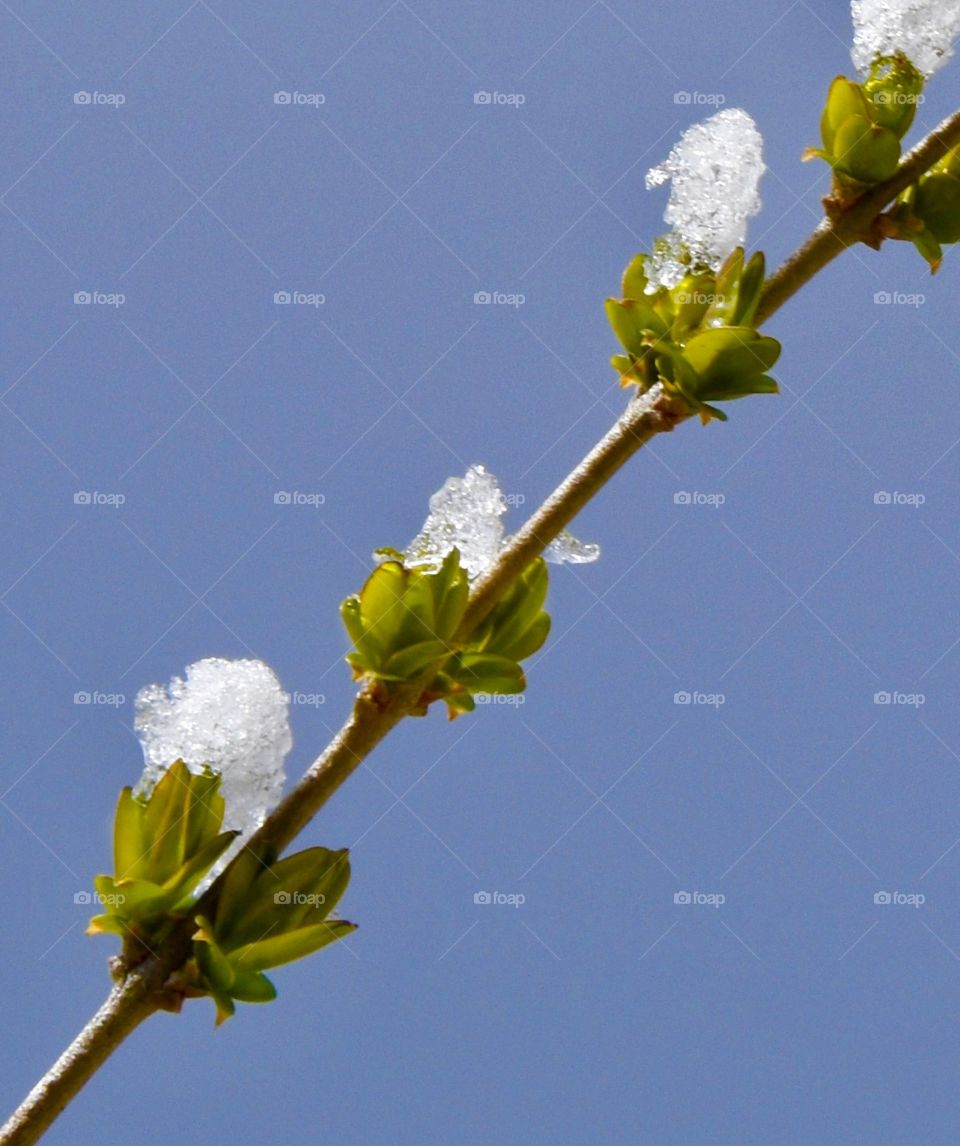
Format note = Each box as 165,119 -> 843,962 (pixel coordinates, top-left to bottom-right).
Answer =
2,3 -> 960,1144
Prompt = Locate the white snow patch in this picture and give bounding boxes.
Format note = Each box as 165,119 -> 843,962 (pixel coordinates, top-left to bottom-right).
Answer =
405,464 -> 506,577
645,109 -> 765,289
851,0 -> 960,76
134,657 -> 291,848
544,530 -> 601,566
404,464 -> 600,577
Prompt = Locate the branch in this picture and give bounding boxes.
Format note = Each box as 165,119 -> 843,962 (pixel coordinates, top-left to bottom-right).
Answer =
242,386 -> 691,861
0,980 -> 156,1146
5,106 -> 960,1146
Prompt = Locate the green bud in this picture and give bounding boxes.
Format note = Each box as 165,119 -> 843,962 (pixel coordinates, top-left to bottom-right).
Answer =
914,172 -> 960,244
191,847 -> 356,1023
86,763 -> 239,947
605,297 -> 668,355
341,551 -> 469,684
832,116 -> 900,184
681,327 -> 781,397
862,55 -> 924,138
820,77 -> 870,153
938,146 -> 960,180
669,272 -> 715,340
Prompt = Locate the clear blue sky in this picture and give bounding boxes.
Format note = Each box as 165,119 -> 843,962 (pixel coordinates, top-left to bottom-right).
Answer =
3,3 -> 960,1143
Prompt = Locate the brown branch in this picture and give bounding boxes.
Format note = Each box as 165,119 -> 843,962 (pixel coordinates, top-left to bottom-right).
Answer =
5,101 -> 960,1146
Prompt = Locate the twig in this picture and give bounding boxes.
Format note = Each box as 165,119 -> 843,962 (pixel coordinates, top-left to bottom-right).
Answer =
4,105 -> 959,1146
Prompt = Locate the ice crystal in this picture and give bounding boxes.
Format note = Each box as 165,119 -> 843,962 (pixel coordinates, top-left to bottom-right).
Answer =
645,109 -> 765,289
851,0 -> 960,76
134,657 -> 292,845
545,530 -> 601,565
404,464 -> 507,577
404,465 -> 599,577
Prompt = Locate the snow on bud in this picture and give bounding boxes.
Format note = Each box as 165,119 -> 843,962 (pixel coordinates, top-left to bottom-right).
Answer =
851,0 -> 960,77
134,657 -> 292,844
645,109 -> 765,289
403,465 -> 599,578
405,465 -> 506,578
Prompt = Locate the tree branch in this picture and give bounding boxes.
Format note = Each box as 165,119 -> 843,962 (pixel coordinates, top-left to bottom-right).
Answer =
5,105 -> 960,1146
0,980 -> 156,1146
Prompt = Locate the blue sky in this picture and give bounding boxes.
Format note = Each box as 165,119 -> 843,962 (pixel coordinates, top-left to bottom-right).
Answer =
3,2 -> 960,1143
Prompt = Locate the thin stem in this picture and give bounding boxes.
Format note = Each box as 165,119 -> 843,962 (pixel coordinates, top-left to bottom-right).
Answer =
5,105 -> 959,1146
247,386 -> 691,860
457,388 -> 689,639
0,978 -> 157,1146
